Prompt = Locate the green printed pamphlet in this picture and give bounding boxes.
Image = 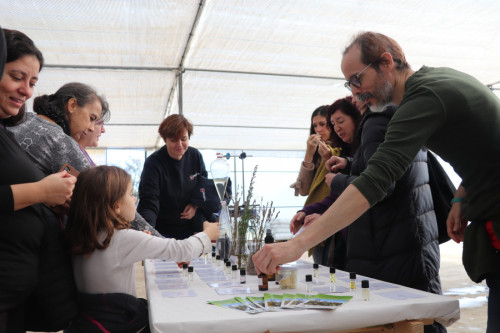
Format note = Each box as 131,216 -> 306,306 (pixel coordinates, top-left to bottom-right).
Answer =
264,293 -> 284,311
302,294 -> 352,309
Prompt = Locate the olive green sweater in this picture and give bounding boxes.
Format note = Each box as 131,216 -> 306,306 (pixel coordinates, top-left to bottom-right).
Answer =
352,66 -> 500,282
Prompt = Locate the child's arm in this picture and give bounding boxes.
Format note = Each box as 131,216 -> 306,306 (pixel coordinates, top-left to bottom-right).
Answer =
115,229 -> 215,266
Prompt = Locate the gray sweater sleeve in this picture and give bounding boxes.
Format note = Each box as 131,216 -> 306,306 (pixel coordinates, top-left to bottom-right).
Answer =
131,212 -> 163,238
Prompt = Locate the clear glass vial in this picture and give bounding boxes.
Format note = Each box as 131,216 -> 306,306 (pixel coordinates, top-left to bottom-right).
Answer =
313,263 -> 319,283
349,272 -> 356,291
362,280 -> 370,301
329,267 -> 336,292
305,274 -> 313,293
188,266 -> 194,282
240,269 -> 246,284
231,265 -> 238,280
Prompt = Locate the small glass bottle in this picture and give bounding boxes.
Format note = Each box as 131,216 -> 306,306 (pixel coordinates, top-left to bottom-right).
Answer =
362,280 -> 370,301
329,267 -> 336,292
188,266 -> 194,282
231,265 -> 238,280
216,255 -> 221,266
258,272 -> 268,291
313,263 -> 319,283
203,252 -> 208,264
240,269 -> 246,284
182,263 -> 188,277
349,272 -> 356,291
211,252 -> 216,264
305,274 -> 313,293
225,261 -> 232,275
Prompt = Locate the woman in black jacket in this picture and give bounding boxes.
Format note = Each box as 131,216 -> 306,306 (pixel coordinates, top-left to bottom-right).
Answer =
137,114 -> 218,239
327,105 -> 443,331
328,105 -> 442,291
0,28 -> 77,332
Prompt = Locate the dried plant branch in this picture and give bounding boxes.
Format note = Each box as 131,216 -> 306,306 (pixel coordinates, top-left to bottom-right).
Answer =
226,164 -> 280,269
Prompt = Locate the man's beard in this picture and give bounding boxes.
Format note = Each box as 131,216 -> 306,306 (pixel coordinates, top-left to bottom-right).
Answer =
370,76 -> 394,112
357,75 -> 394,113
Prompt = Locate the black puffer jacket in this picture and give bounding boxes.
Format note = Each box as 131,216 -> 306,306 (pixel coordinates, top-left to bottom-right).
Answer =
331,106 -> 442,294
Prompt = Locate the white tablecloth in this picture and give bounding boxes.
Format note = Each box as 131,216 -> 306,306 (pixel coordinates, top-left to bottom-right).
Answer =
144,258 -> 459,333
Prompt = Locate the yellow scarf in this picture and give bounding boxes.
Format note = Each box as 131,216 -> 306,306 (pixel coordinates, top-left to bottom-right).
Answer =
303,145 -> 341,257
303,146 -> 342,206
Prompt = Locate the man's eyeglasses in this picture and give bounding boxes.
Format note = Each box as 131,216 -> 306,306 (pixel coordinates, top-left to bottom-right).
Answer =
344,63 -> 372,91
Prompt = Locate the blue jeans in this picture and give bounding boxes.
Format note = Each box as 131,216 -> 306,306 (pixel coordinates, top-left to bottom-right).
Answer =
486,271 -> 500,333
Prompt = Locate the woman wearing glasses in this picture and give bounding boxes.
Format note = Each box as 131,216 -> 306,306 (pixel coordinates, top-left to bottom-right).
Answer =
9,82 -> 109,174
8,82 -> 160,235
76,116 -> 105,165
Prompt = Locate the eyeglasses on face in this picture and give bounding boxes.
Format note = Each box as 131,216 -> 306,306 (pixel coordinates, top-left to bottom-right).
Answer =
344,63 -> 372,91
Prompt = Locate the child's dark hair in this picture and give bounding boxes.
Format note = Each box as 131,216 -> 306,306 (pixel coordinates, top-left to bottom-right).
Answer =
66,166 -> 131,255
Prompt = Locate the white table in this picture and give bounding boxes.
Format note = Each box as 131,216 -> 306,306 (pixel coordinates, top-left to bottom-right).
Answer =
144,258 -> 459,333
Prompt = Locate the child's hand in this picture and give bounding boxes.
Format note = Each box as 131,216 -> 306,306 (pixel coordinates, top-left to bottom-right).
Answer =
203,221 -> 220,241
176,261 -> 190,269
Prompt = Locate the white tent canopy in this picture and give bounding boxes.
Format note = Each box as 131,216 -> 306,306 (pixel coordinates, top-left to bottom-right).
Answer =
1,0 -> 499,151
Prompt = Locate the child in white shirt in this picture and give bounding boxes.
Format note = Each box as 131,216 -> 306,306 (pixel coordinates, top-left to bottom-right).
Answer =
65,165 -> 219,332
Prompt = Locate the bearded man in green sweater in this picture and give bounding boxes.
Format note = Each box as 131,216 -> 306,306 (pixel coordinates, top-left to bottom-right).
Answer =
253,31 -> 500,333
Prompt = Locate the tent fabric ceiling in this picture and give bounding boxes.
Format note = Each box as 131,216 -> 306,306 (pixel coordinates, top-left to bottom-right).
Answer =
1,0 -> 499,150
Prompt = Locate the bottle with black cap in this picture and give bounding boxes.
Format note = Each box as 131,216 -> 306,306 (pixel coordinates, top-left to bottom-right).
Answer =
349,272 -> 356,291
313,263 -> 319,283
264,229 -> 276,281
305,274 -> 313,294
188,266 -> 194,282
231,264 -> 238,280
216,255 -> 221,267
362,280 -> 370,301
329,267 -> 336,292
240,269 -> 246,284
